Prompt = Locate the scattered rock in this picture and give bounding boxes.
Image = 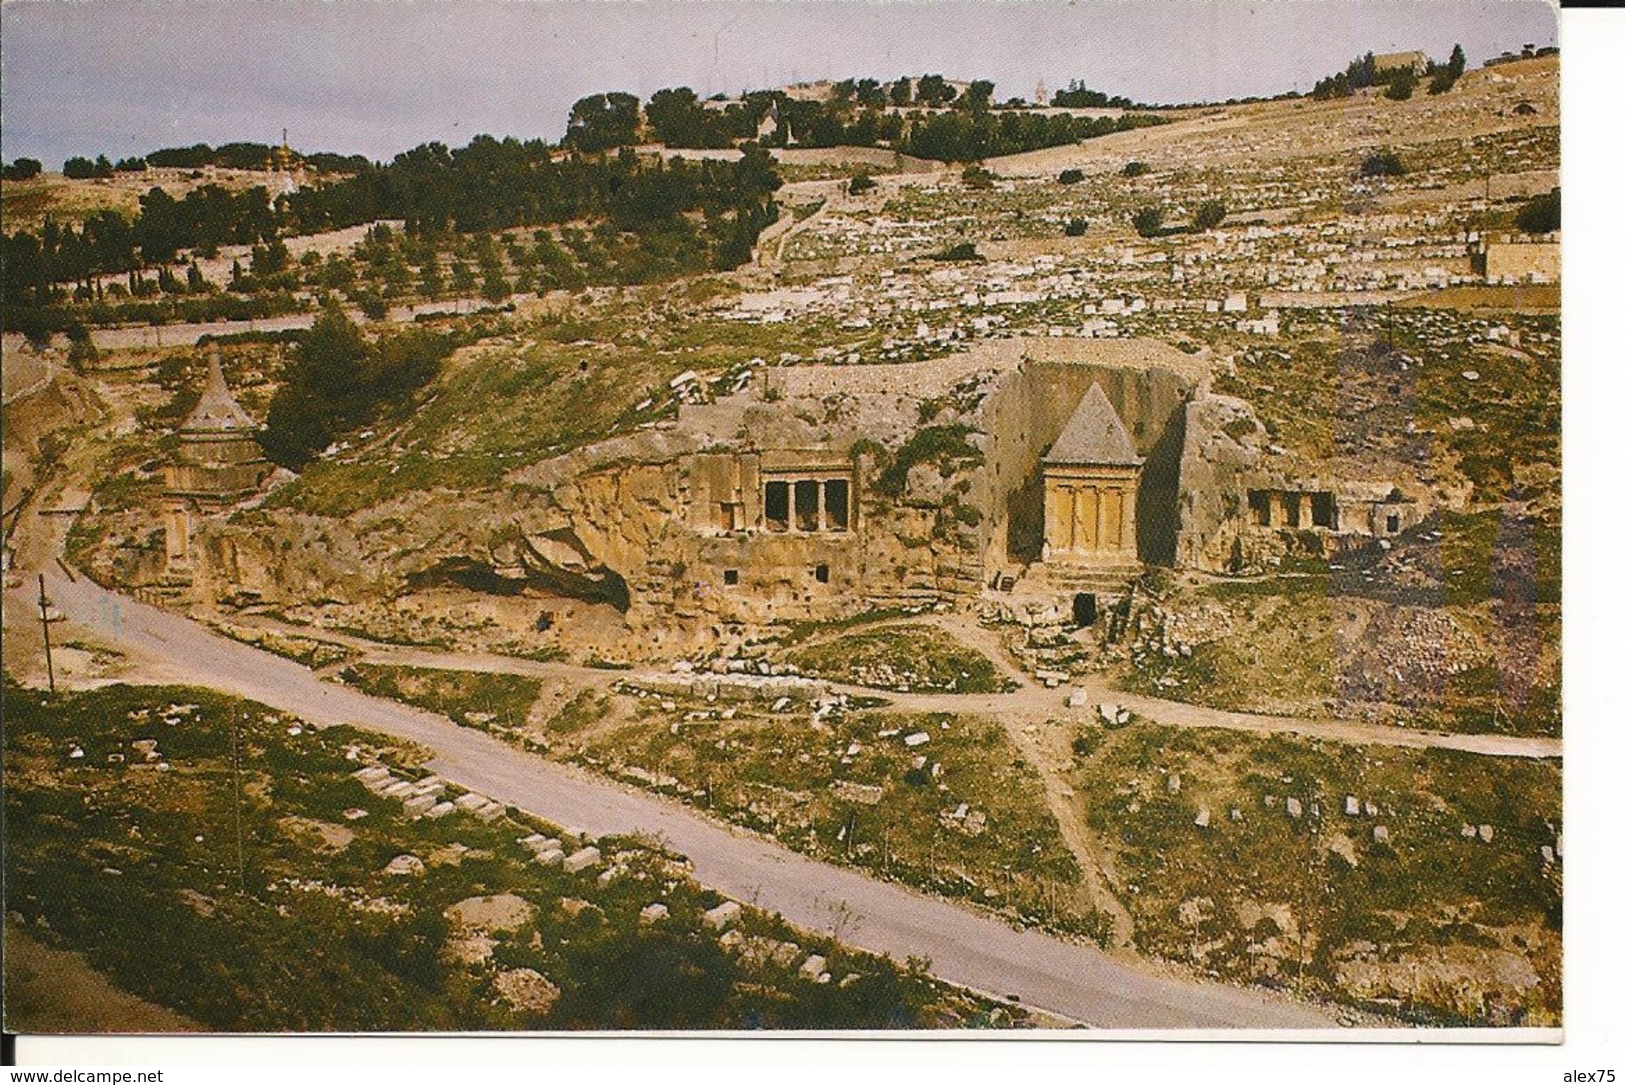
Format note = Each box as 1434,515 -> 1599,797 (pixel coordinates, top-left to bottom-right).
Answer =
492,968 -> 561,1014
562,846 -> 601,873
445,893 -> 535,932
703,900 -> 743,930
384,854 -> 425,876
830,781 -> 885,806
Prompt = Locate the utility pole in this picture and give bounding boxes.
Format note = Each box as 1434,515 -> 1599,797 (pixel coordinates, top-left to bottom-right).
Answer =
37,574 -> 57,693
231,711 -> 248,895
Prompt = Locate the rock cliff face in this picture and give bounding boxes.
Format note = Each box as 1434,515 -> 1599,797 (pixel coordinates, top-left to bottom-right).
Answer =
169,350 -> 1013,656
1174,392 -> 1269,572
976,347 -> 1199,570
1175,389 -> 1433,575
116,334 -> 1415,654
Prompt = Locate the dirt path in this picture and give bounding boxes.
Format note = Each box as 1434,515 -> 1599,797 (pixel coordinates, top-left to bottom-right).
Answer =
998,717 -> 1136,949
754,180 -> 844,271
235,610 -> 1562,762
3,922 -> 203,1034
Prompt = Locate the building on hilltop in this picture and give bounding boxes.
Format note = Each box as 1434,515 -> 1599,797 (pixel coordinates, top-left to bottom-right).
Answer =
1372,50 -> 1429,77
162,353 -> 271,578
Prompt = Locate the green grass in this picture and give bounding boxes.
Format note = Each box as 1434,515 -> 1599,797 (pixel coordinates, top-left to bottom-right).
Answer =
547,689 -> 613,735
338,664 -> 543,741
266,298 -> 858,518
785,625 -> 1014,694
576,708 -> 1096,936
777,607 -> 917,648
1068,720 -> 1561,1024
1212,339 -> 1339,460
1121,573 -> 1560,737
210,625 -> 356,669
2,676 -> 1025,1030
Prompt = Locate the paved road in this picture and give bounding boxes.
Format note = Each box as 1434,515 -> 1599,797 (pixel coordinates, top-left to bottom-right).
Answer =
35,569 -> 1337,1030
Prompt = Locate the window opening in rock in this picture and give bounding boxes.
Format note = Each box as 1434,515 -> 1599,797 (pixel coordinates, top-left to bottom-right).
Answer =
765,481 -> 790,531
1310,492 -> 1336,529
794,480 -> 821,532
1247,490 -> 1272,527
824,478 -> 850,531
1073,592 -> 1097,627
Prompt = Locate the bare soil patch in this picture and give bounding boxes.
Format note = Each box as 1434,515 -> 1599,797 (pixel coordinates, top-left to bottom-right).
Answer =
3,921 -> 203,1033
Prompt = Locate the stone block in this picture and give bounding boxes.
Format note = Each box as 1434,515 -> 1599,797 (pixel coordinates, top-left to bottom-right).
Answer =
704,901 -> 743,930
562,846 -> 601,873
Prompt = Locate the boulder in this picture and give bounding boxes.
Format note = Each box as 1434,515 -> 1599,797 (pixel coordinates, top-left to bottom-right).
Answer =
384,854 -> 425,876
703,901 -> 743,930
562,846 -> 601,873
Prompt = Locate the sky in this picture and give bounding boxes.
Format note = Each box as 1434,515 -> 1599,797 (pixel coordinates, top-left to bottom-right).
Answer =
0,0 -> 1558,168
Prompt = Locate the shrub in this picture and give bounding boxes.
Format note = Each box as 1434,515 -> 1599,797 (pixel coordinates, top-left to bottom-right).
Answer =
1063,217 -> 1089,237
356,291 -> 389,321
960,163 -> 995,191
875,424 -> 983,497
1121,161 -> 1148,177
1131,206 -> 1164,238
931,241 -> 983,263
1193,200 -> 1226,231
1515,188 -> 1560,234
1058,169 -> 1084,185
3,157 -> 43,181
847,172 -> 877,196
1360,150 -> 1405,178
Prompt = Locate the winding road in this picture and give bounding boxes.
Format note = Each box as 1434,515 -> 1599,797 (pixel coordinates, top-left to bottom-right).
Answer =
18,561 -> 1338,1030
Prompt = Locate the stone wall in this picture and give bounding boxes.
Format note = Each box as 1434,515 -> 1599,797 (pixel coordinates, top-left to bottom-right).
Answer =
1483,239 -> 1559,283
